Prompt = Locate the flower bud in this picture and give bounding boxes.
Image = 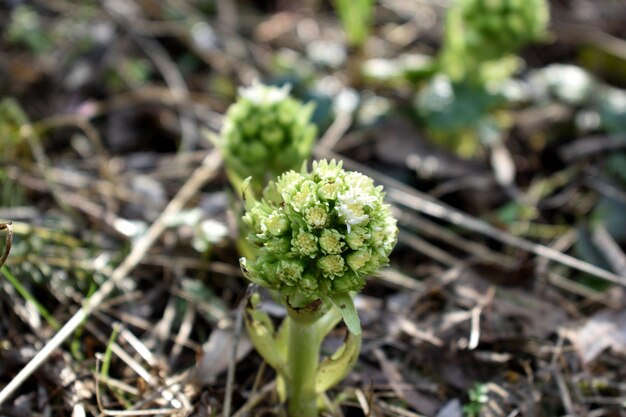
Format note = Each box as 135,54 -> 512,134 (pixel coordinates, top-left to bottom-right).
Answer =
218,82 -> 317,194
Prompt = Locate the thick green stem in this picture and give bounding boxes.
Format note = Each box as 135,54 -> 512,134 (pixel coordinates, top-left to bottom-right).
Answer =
286,317 -> 321,417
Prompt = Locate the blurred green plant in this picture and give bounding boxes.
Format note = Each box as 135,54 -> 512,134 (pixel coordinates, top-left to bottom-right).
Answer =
106,57 -> 152,91
5,5 -> 54,54
415,75 -> 507,157
0,98 -> 29,208
240,160 -> 397,417
440,0 -> 549,84
463,382 -> 489,417
1,265 -> 60,330
414,0 -> 549,158
334,0 -> 375,49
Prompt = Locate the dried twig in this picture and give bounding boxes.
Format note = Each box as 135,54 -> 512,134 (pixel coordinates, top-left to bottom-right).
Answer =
0,222 -> 13,269
397,230 -> 459,266
87,321 -> 188,410
373,348 -> 438,415
559,134 -> 626,162
550,336 -> 579,417
223,285 -> 253,417
592,225 -> 626,277
317,106 -> 354,150
396,209 -> 517,268
468,286 -> 495,350
169,304 -> 196,369
231,381 -> 276,417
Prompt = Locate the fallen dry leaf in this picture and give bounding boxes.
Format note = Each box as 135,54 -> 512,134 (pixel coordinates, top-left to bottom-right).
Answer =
196,328 -> 253,385
564,309 -> 626,364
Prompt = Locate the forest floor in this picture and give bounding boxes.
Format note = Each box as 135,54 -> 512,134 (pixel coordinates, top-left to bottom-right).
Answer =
1,1 -> 626,416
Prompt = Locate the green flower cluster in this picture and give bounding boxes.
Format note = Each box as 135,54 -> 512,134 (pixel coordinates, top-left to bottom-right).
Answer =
219,82 -> 317,193
241,160 -> 397,307
452,0 -> 549,62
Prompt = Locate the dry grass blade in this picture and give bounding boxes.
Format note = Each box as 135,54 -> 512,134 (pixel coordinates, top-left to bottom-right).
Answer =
231,381 -> 276,417
88,321 -> 190,411
0,150 -> 222,405
396,209 -> 518,268
373,348 -> 438,415
550,337 -> 579,417
0,222 -> 13,269
592,225 -> 626,277
397,230 -> 459,266
223,284 -> 254,417
389,188 -> 626,286
559,134 -> 626,162
318,103 -> 354,149
468,286 -> 495,350
546,272 -> 622,308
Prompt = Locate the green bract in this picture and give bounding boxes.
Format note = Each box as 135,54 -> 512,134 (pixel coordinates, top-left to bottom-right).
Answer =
240,160 -> 397,308
218,82 -> 317,194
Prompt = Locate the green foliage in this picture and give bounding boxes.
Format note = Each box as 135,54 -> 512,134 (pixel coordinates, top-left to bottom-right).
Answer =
415,75 -> 506,157
606,153 -> 626,188
463,0 -> 547,59
334,0 -> 375,49
463,383 -> 489,417
414,0 -> 548,157
1,266 -> 60,330
217,82 -> 317,195
240,159 -> 397,309
0,98 -> 29,207
107,57 -> 152,90
5,5 -> 54,54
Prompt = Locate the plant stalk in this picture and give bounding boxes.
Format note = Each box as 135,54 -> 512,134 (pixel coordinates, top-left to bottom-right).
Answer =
286,317 -> 321,417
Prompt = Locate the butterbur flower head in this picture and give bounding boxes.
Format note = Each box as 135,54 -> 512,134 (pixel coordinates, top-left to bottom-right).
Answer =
219,81 -> 317,193
240,159 -> 398,308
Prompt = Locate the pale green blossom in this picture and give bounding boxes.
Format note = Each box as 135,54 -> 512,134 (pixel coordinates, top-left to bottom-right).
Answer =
292,230 -> 319,258
240,159 -> 398,307
317,255 -> 346,278
319,229 -> 345,254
